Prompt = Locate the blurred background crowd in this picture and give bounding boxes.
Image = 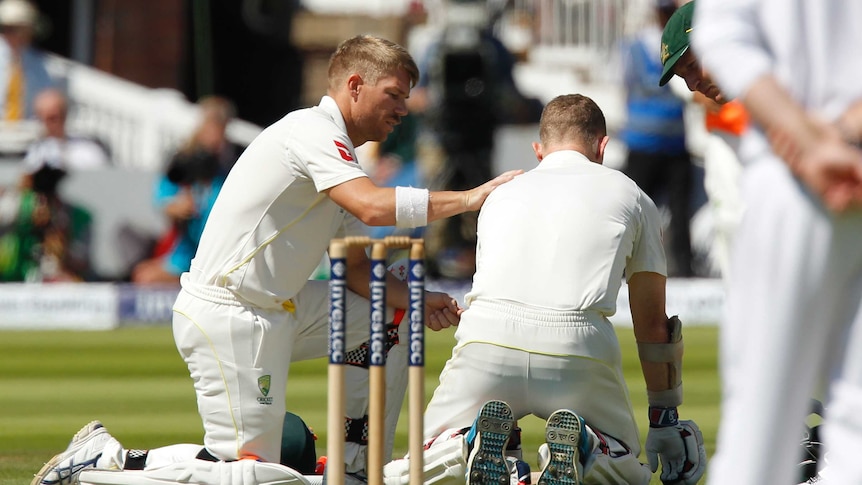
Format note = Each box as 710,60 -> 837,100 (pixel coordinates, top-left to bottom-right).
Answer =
0,0 -> 726,285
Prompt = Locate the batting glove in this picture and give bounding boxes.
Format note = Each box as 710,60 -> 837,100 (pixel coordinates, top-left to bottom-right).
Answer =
644,407 -> 706,485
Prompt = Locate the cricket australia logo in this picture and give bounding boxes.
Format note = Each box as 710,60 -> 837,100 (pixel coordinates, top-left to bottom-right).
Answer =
661,43 -> 670,64
257,375 -> 273,405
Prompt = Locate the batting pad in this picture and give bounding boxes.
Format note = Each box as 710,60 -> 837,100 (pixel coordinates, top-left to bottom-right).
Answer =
383,434 -> 467,485
79,460 -> 310,485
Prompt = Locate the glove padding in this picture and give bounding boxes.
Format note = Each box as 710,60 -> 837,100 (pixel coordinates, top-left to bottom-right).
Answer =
645,420 -> 706,485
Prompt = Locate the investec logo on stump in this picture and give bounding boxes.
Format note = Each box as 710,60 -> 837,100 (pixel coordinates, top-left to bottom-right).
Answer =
329,259 -> 347,364
369,261 -> 387,366
409,260 -> 425,366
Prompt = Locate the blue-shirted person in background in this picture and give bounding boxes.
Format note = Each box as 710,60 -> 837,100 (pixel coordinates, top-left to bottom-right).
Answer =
620,0 -> 694,277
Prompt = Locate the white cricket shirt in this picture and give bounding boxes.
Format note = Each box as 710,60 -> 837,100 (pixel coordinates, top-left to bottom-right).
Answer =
465,150 -> 666,315
186,96 -> 367,308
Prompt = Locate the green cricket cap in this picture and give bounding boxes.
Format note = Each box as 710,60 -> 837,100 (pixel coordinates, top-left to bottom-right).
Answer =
659,1 -> 696,86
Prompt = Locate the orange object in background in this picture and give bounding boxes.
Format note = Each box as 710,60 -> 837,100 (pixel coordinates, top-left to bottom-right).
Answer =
706,100 -> 750,136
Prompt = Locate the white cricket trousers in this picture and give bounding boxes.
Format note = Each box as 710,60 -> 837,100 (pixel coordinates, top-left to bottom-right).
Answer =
702,131 -> 743,278
706,156 -> 862,485
424,299 -> 643,456
172,276 -> 407,467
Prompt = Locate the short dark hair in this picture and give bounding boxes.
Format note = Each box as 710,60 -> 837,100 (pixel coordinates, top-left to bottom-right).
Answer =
328,35 -> 420,90
539,94 -> 606,148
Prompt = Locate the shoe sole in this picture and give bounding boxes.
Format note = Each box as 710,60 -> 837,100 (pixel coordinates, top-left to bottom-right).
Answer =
538,410 -> 583,485
31,421 -> 105,485
467,401 -> 514,485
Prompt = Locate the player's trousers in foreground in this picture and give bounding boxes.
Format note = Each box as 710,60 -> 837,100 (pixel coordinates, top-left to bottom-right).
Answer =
708,155 -> 862,485
173,274 -> 406,466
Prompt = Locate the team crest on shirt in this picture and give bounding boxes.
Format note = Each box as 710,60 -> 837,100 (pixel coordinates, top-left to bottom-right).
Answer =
257,375 -> 273,405
334,140 -> 355,162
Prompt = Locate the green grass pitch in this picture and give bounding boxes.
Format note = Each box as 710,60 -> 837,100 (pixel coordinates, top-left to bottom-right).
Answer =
0,325 -> 719,485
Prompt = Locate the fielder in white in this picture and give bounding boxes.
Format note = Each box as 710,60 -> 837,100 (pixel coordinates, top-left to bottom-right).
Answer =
692,0 -> 862,484
410,94 -> 706,485
32,34 -> 521,485
657,0 -> 746,280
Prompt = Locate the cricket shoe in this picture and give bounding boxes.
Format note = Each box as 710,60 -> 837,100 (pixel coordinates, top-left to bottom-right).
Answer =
537,410 -> 591,485
32,420 -> 121,485
465,400 -> 515,485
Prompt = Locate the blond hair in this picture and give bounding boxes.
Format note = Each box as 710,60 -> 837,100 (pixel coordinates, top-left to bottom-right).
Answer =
328,35 -> 419,91
539,94 -> 606,149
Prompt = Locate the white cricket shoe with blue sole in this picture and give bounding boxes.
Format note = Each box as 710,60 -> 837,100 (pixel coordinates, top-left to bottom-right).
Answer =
32,420 -> 120,485
537,410 -> 589,485
465,400 -> 515,485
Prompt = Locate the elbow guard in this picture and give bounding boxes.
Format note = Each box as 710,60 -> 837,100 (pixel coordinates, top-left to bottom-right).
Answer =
637,315 -> 684,407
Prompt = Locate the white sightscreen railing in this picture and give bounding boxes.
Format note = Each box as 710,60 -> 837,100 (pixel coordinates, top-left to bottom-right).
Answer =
497,0 -> 649,82
44,54 -> 262,172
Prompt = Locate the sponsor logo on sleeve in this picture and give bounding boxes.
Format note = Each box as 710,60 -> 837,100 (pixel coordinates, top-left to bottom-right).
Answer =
334,140 -> 355,162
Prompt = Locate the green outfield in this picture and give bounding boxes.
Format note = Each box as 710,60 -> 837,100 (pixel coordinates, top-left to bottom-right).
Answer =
0,325 -> 720,485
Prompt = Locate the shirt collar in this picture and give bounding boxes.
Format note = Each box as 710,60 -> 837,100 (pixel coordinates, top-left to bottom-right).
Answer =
318,95 -> 349,138
537,150 -> 594,168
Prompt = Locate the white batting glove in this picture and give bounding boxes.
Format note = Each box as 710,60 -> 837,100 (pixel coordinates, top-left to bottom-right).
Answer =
645,410 -> 706,484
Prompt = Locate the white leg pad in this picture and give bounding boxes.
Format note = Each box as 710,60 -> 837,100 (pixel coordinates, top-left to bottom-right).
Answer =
583,452 -> 651,485
383,434 -> 467,485
79,460 -> 311,485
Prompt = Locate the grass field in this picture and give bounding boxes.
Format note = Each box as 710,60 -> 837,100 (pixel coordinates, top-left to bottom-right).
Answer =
0,325 -> 720,485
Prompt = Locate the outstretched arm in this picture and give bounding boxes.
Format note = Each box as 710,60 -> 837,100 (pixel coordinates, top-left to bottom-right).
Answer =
325,170 -> 523,227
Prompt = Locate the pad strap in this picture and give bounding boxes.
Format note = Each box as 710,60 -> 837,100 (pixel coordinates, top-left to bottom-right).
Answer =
345,324 -> 401,368
124,449 -> 149,470
196,447 -> 220,462
345,415 -> 369,445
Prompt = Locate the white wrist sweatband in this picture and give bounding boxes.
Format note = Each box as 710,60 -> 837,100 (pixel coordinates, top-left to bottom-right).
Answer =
395,186 -> 429,228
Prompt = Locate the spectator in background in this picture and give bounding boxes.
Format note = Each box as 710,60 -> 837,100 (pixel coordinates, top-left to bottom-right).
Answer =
131,96 -> 237,285
0,162 -> 92,282
23,88 -> 110,172
0,88 -> 108,283
620,0 -> 694,277
0,0 -> 55,121
410,0 -> 542,279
